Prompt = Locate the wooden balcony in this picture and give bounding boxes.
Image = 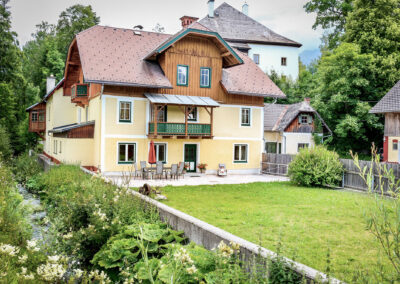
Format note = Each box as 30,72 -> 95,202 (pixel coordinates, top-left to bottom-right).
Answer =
71,83 -> 89,106
29,121 -> 46,133
148,122 -> 212,138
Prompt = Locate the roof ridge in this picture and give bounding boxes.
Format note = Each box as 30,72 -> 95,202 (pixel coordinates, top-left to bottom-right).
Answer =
273,105 -> 289,131
79,24 -> 173,36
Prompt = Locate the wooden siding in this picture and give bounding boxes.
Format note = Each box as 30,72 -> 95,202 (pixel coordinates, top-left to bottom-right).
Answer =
64,40 -> 84,96
284,113 -> 315,133
53,124 -> 94,139
28,103 -> 46,133
384,113 -> 400,136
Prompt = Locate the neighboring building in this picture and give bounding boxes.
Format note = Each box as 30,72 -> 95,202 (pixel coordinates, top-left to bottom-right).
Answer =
27,22 -> 285,175
198,1 -> 302,79
264,99 -> 331,154
370,80 -> 400,163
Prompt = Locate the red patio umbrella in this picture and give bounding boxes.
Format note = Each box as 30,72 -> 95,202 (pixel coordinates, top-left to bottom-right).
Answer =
148,140 -> 156,166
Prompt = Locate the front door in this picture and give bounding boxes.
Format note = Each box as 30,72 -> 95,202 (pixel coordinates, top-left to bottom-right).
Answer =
184,144 -> 197,173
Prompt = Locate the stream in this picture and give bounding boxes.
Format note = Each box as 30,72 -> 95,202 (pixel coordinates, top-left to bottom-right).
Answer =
18,185 -> 50,242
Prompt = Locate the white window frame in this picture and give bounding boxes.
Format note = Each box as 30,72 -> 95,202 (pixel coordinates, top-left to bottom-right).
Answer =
281,57 -> 287,66
31,111 -> 38,122
152,142 -> 168,164
59,141 -> 62,154
177,65 -> 188,86
117,142 -> 137,164
297,143 -> 310,152
116,97 -> 134,125
200,67 -> 211,88
253,54 -> 260,65
86,106 -> 89,122
233,144 -> 249,163
53,140 -> 57,154
187,107 -> 199,122
299,114 -> 311,125
240,107 -> 251,127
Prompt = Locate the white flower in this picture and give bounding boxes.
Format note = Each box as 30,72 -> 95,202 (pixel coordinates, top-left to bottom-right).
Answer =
48,255 -> 60,263
89,269 -> 111,283
18,254 -> 28,263
37,262 -> 66,281
73,268 -> 84,278
23,273 -> 35,280
21,267 -> 27,275
63,232 -> 73,239
0,243 -> 19,256
26,240 -> 40,252
94,208 -> 107,221
217,241 -> 233,258
229,241 -> 240,251
173,248 -> 193,264
186,265 -> 197,274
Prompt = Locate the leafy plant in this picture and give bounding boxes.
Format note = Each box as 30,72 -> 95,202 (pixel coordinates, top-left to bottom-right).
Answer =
352,147 -> 400,282
288,145 -> 343,187
12,153 -> 42,184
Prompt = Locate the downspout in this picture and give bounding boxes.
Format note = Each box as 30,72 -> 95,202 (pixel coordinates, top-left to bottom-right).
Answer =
99,84 -> 105,173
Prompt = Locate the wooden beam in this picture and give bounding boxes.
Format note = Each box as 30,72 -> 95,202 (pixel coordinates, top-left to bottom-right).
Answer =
154,104 -> 158,136
185,107 -> 188,136
221,51 -> 231,57
211,107 -> 214,138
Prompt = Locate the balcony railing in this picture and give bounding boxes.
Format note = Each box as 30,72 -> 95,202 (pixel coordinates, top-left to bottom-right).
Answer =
29,121 -> 46,132
149,122 -> 211,136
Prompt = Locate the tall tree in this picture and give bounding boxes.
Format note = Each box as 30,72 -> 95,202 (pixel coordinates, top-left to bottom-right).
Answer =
56,4 -> 100,58
304,0 -> 353,48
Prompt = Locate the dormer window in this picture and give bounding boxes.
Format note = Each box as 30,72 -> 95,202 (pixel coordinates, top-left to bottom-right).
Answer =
299,114 -> 312,124
177,65 -> 188,86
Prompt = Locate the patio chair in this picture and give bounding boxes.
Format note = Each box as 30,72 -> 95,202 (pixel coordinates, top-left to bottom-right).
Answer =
140,161 -> 150,179
133,163 -> 142,179
154,161 -> 164,179
177,162 -> 185,179
169,164 -> 178,180
218,163 -> 227,176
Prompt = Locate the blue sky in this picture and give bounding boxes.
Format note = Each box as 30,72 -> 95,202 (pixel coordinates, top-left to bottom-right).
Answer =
10,0 -> 323,51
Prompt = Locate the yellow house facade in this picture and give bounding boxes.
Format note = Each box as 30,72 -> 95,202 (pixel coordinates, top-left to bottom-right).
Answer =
28,22 -> 285,175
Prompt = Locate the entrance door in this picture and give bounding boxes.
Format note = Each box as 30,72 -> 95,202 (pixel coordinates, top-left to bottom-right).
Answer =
184,144 -> 197,173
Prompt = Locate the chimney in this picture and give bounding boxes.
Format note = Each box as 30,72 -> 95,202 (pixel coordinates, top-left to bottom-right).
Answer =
208,0 -> 215,18
180,16 -> 199,29
46,74 -> 56,94
242,2 -> 249,16
304,97 -> 311,104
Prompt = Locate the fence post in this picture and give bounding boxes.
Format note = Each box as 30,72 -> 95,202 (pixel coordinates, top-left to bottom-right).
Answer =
342,172 -> 345,188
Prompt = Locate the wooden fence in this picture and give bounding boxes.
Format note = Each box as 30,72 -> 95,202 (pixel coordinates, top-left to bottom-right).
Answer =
262,153 -> 400,193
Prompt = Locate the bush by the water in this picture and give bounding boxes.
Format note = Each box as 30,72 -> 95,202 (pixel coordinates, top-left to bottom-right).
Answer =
288,146 -> 343,187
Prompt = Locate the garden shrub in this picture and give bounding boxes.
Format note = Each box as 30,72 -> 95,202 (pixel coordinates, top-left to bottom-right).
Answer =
288,146 -> 343,187
12,153 -> 42,184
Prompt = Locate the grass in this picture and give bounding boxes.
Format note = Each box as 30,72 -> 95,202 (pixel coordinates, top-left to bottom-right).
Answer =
161,182 -> 393,282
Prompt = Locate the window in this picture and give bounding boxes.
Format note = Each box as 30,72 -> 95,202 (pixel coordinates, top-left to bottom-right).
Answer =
393,140 -> 398,151
119,101 -> 132,123
31,111 -> 38,122
118,143 -> 136,164
200,67 -> 211,88
188,107 -> 198,122
265,142 -> 277,153
234,144 -> 248,163
152,105 -> 167,122
177,65 -> 188,86
53,140 -> 57,154
59,141 -> 62,153
241,108 -> 251,126
299,114 -> 312,125
281,57 -> 287,66
86,106 -> 89,122
39,112 -> 45,122
298,143 -> 309,152
253,54 -> 260,65
154,143 -> 167,163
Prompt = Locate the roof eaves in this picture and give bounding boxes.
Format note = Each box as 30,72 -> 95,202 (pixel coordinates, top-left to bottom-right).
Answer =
144,28 -> 244,65
226,90 -> 286,98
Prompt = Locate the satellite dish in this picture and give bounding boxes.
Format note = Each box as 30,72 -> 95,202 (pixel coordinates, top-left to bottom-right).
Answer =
133,25 -> 143,30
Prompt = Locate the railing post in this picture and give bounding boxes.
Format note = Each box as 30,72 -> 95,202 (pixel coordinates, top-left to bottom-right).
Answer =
185,107 -> 188,137
154,105 -> 158,136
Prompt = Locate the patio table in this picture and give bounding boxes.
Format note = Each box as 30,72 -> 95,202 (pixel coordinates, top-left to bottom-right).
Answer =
143,167 -> 172,179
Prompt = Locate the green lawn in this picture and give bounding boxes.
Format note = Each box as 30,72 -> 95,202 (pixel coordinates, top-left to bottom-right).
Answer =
161,182 -> 393,282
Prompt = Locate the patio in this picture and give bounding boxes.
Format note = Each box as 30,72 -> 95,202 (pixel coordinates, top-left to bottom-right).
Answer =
110,173 -> 289,188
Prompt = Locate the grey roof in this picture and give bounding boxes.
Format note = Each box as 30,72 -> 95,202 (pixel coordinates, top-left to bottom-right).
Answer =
49,121 -> 95,133
264,102 -> 332,134
199,2 -> 302,47
370,80 -> 400,113
144,93 -> 220,107
26,102 -> 42,111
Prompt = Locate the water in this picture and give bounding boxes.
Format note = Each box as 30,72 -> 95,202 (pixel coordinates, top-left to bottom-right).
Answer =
18,185 -> 50,241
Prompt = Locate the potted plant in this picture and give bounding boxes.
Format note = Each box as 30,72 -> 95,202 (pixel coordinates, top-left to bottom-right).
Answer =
197,163 -> 207,173
183,162 -> 189,174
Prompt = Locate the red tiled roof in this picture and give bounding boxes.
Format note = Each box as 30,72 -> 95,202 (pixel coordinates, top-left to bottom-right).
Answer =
222,51 -> 286,98
76,25 -> 173,88
75,25 -> 285,98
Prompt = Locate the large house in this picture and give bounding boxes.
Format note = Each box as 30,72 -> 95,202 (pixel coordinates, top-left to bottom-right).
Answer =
198,1 -> 302,79
27,21 -> 285,175
370,80 -> 400,163
264,99 -> 331,154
